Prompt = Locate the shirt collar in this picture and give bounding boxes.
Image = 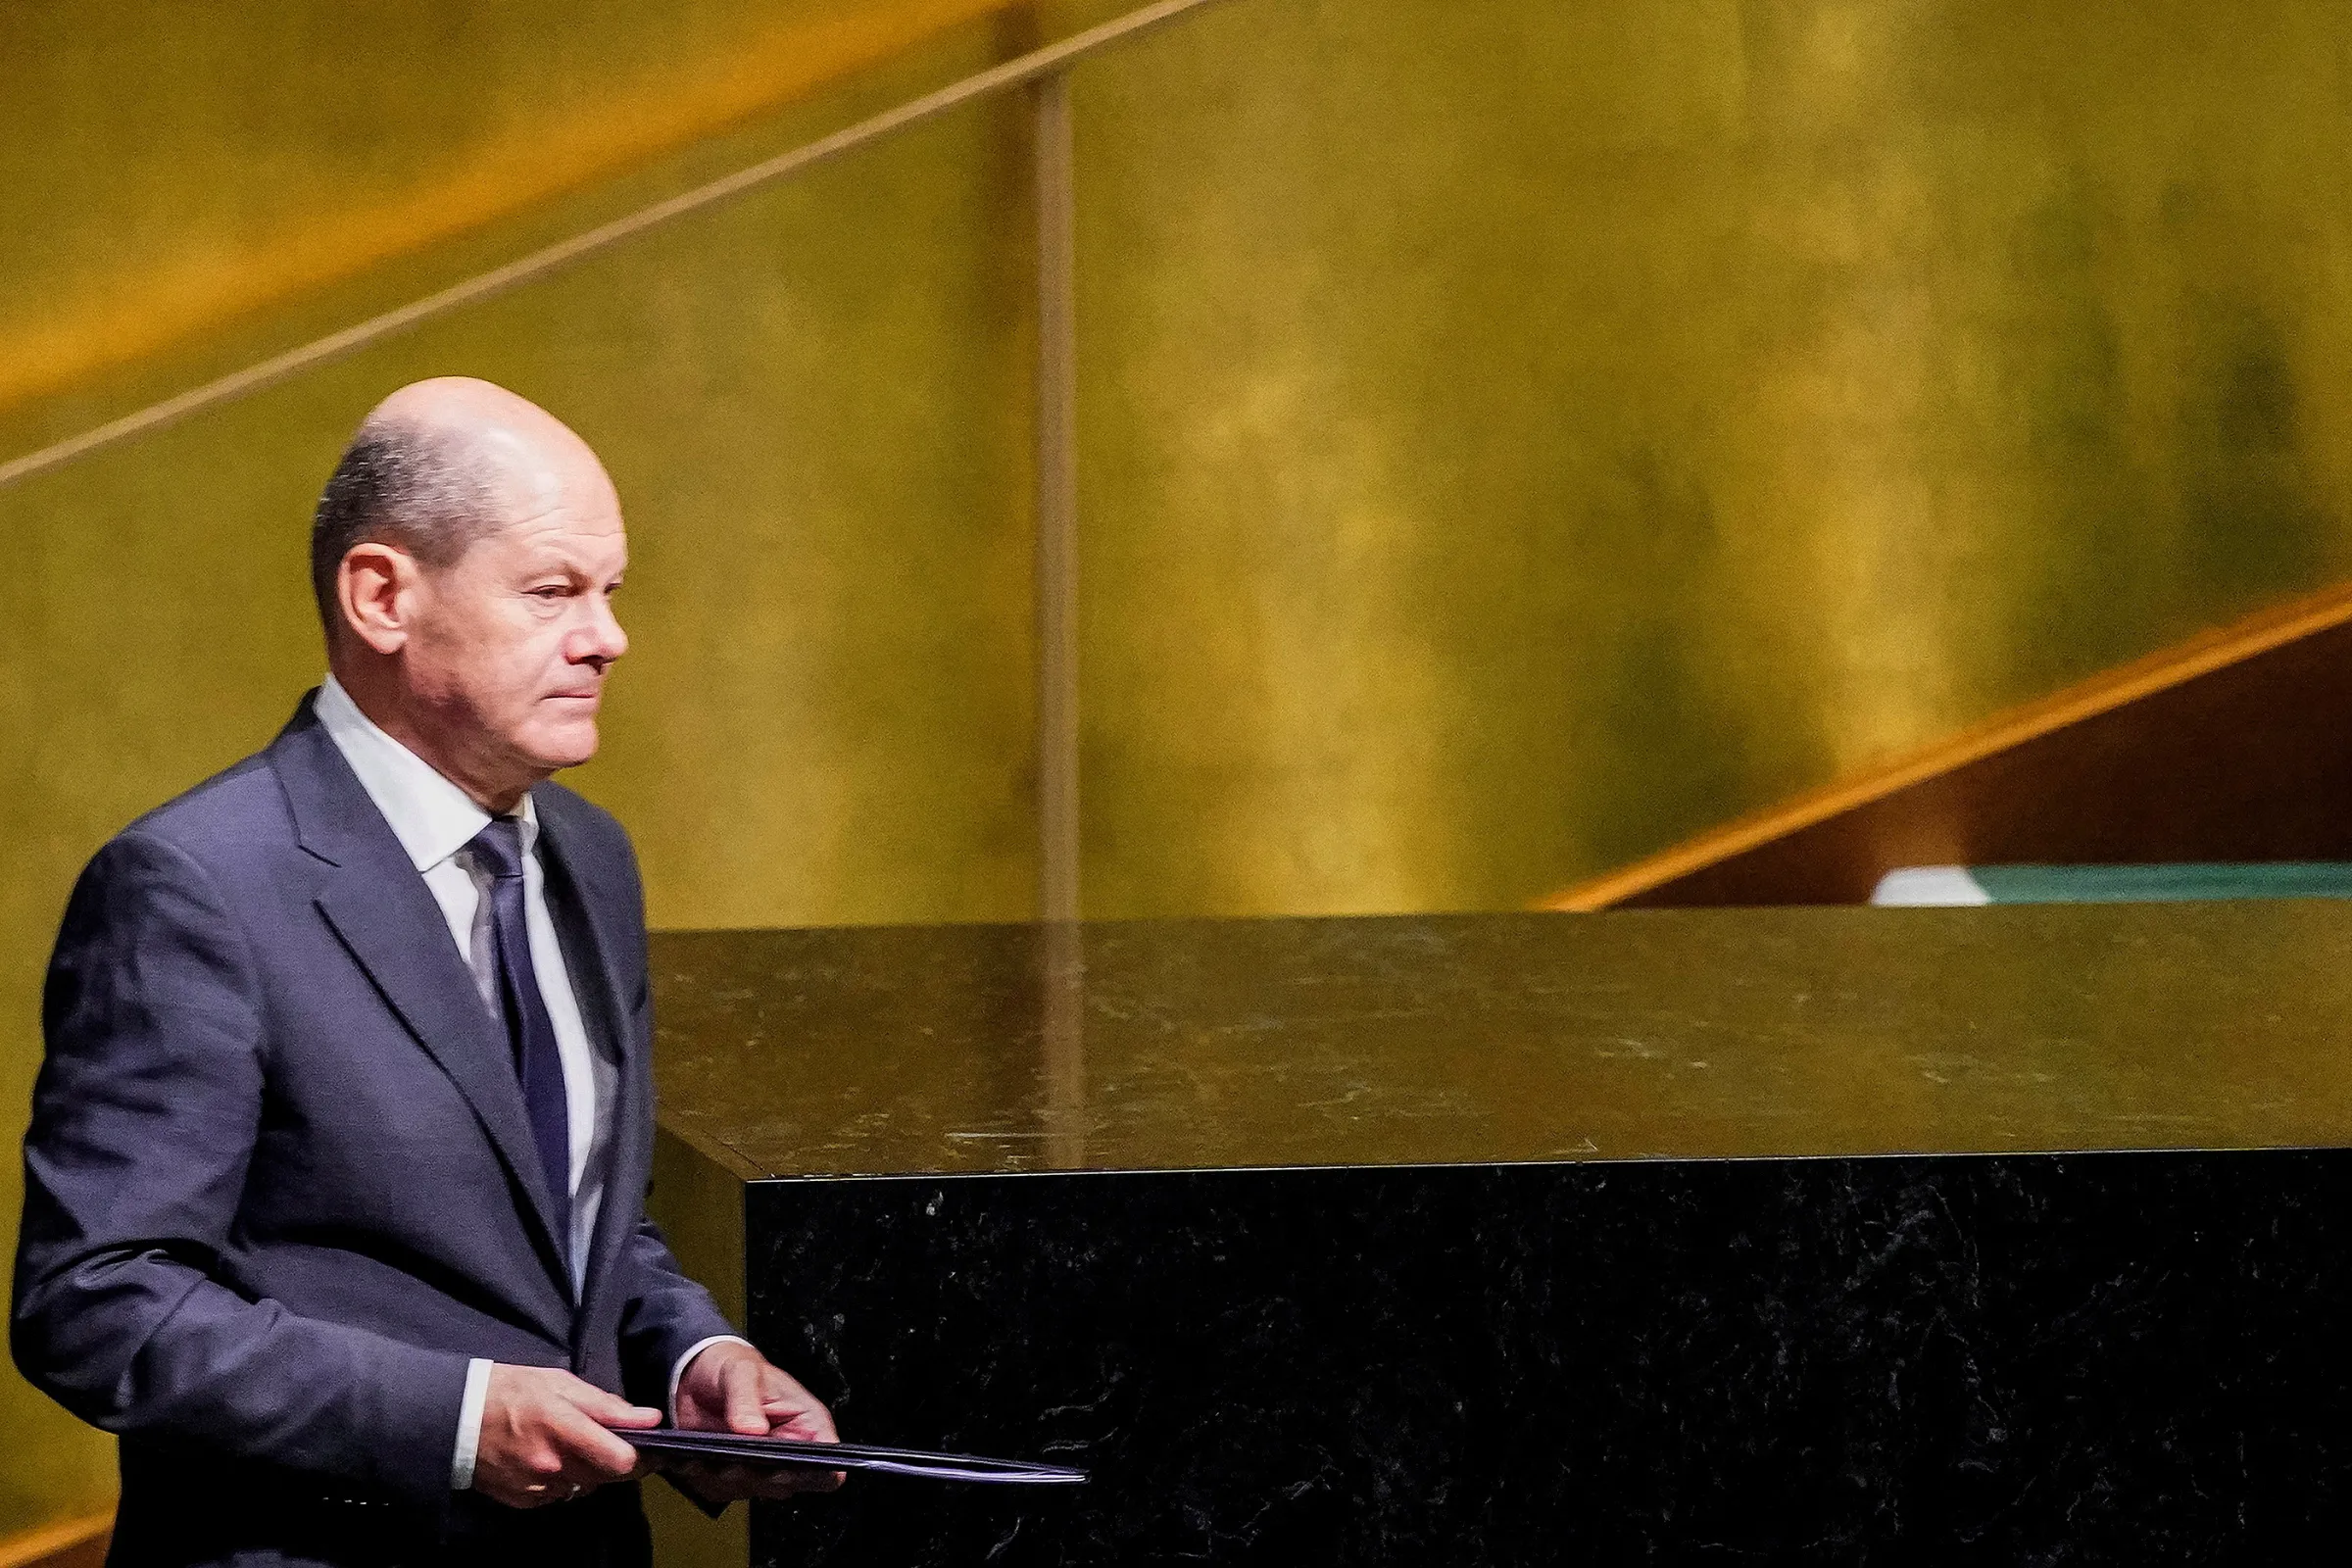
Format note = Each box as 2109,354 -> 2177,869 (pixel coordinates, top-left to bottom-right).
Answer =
315,674 -> 537,873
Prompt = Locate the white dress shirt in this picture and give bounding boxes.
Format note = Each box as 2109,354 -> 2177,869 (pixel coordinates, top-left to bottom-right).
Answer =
315,677 -> 742,1491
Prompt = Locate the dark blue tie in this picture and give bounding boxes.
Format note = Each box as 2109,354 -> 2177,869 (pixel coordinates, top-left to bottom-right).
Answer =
467,817 -> 571,1256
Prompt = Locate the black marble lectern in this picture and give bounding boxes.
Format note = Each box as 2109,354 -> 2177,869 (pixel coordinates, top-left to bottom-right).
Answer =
644,906 -> 2352,1564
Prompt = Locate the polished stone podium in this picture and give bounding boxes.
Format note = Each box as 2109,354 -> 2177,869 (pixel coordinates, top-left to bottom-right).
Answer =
645,906 -> 2352,1564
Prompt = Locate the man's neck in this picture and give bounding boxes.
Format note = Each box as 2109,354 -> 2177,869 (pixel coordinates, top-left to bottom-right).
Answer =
327,663 -> 530,815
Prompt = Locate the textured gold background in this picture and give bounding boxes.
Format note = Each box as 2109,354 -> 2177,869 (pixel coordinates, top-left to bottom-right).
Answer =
8,0 -> 2352,1539
1065,0 -> 2352,912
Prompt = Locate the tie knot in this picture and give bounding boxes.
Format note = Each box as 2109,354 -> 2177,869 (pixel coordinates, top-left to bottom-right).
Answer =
467,816 -> 528,881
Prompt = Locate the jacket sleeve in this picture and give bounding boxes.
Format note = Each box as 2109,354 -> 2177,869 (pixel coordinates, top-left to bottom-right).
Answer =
10,831 -> 471,1508
615,1217 -> 740,1412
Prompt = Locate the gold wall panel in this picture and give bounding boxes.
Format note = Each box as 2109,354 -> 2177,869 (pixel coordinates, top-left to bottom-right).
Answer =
1059,0 -> 2352,914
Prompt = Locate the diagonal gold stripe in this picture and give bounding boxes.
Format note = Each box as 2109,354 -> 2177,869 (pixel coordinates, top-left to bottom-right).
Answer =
1538,576 -> 2352,911
0,0 -> 1026,421
0,0 -> 1234,492
0,1511 -> 110,1568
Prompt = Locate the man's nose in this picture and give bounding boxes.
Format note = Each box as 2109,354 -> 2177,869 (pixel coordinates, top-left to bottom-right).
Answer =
573,595 -> 628,667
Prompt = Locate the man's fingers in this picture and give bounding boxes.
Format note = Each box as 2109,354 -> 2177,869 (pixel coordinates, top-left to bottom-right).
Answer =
757,1466 -> 846,1497
474,1363 -> 667,1511
724,1360 -> 770,1437
563,1374 -> 662,1430
763,1401 -> 840,1445
484,1451 -> 593,1511
758,1366 -> 840,1444
547,1399 -> 646,1479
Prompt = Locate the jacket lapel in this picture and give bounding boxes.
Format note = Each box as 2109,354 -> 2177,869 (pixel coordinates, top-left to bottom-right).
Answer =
269,696 -> 574,1297
531,789 -> 648,1335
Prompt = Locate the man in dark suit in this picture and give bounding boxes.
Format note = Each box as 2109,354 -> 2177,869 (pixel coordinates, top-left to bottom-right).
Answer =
12,377 -> 837,1566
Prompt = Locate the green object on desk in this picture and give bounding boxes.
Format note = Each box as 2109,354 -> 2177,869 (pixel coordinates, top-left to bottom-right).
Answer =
1876,862 -> 2352,906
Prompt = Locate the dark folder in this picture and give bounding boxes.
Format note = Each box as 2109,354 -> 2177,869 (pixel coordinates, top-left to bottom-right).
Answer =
623,1428 -> 1088,1485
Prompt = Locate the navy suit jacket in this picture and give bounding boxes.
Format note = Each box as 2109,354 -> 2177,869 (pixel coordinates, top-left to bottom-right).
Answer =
12,695 -> 735,1561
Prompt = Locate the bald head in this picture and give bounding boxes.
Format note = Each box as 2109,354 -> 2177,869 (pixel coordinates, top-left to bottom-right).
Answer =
309,377 -> 616,641
310,378 -> 630,809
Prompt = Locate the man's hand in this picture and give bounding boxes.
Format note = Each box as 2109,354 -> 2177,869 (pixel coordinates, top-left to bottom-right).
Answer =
668,1341 -> 843,1501
473,1363 -> 662,1509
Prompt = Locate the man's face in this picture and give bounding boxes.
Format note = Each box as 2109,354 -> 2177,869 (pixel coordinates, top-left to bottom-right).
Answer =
399,496 -> 629,788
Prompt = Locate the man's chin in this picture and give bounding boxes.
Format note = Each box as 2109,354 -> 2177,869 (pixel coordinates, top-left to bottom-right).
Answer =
518,721 -> 600,774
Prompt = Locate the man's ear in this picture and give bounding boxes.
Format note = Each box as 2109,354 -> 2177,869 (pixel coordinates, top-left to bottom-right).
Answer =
337,543 -> 418,656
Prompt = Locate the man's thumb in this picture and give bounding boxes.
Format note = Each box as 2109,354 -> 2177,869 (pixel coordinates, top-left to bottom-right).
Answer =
575,1381 -> 663,1428
727,1368 -> 770,1436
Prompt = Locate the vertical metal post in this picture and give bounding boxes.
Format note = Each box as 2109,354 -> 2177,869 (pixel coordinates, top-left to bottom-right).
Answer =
1034,68 -> 1087,1169
1035,68 -> 1081,925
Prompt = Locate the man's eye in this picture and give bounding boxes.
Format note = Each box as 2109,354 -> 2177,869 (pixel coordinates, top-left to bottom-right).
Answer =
530,585 -> 569,600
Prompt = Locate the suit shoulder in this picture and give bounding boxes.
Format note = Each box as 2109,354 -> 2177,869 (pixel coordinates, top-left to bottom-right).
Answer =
59,751 -> 293,939
116,750 -> 293,865
534,781 -> 638,866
